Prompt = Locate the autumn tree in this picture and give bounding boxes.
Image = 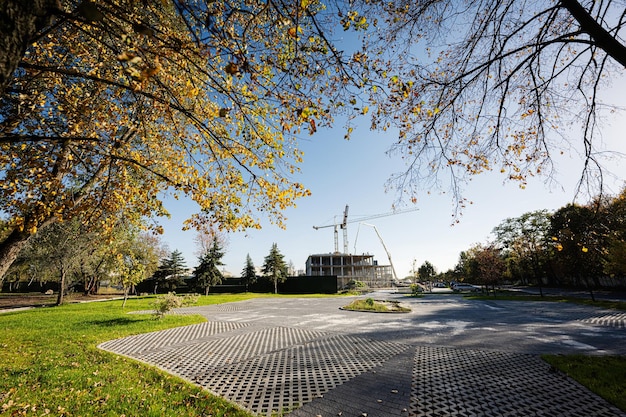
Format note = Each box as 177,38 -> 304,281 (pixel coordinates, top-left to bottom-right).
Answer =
109,229 -> 165,306
16,219 -> 94,305
241,253 -> 257,292
0,0 -> 368,279
472,246 -> 506,294
192,238 -> 224,295
350,1 -> 626,209
262,243 -> 287,294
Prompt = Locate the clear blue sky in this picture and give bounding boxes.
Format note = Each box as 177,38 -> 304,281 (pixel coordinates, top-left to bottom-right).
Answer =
157,101 -> 626,278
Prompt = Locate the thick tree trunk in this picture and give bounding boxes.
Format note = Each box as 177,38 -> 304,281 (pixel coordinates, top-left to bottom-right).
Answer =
560,0 -> 626,68
0,0 -> 61,95
0,228 -> 33,281
0,215 -> 58,280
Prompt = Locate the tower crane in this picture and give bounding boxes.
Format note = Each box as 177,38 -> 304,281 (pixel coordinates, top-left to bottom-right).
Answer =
313,205 -> 418,254
355,222 -> 398,281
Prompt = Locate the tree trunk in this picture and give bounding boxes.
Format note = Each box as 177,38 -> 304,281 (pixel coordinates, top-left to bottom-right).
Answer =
560,0 -> 626,68
56,265 -> 66,305
0,0 -> 61,95
0,228 -> 33,280
0,215 -> 58,280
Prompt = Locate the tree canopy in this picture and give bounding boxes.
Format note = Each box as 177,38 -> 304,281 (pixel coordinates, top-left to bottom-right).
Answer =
262,242 -> 287,294
351,0 -> 626,208
3,0 -> 626,281
0,0 -> 365,278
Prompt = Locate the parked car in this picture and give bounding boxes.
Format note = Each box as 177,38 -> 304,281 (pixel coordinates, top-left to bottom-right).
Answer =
451,283 -> 481,293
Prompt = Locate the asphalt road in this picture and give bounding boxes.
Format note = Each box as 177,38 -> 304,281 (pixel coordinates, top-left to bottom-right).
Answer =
189,290 -> 626,355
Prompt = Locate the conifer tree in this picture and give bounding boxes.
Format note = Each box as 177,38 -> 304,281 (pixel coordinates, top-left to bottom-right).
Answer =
262,243 -> 287,294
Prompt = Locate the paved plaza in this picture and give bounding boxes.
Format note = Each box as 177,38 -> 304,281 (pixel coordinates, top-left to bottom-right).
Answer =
99,291 -> 626,416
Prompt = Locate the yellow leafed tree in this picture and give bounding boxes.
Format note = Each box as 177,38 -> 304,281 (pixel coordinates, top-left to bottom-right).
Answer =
0,0 -> 359,278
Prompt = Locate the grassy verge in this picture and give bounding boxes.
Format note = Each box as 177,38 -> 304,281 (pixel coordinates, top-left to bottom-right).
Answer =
0,294 -> 270,417
542,355 -> 626,411
464,293 -> 626,311
342,297 -> 411,312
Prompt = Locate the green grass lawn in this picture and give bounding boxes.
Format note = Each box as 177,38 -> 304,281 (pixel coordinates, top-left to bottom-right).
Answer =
0,294 -> 262,417
542,355 -> 626,411
465,293 -> 626,311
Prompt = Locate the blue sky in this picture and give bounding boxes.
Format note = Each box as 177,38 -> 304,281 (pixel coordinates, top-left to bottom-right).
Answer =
158,104 -> 626,278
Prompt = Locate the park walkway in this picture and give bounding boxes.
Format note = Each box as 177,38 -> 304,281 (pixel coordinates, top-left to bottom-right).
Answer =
99,292 -> 626,416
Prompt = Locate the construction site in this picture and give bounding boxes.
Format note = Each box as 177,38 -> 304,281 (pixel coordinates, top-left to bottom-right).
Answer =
306,205 -> 416,290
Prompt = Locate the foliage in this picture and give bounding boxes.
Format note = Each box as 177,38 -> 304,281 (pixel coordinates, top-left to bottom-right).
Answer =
492,210 -> 553,286
342,298 -> 411,313
192,238 -> 224,295
152,292 -> 199,318
543,355 -> 626,412
152,250 -> 188,293
0,298 -> 252,417
0,0 -> 369,279
417,260 -> 436,281
261,243 -> 288,294
410,283 -> 422,296
240,253 -> 257,292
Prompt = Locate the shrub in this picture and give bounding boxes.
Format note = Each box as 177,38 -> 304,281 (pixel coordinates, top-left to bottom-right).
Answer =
152,292 -> 199,318
410,284 -> 423,296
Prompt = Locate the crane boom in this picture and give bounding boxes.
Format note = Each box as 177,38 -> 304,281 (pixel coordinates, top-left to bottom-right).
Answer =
313,205 -> 418,255
359,222 -> 398,281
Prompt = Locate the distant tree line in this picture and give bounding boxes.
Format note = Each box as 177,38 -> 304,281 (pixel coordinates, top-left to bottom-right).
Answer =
416,188 -> 626,295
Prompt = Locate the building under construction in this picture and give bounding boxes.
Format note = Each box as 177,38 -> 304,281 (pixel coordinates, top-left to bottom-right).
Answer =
309,204 -> 418,289
305,253 -> 395,289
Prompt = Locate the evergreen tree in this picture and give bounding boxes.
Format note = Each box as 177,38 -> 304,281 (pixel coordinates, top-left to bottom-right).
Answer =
193,239 -> 224,295
152,250 -> 187,293
241,254 -> 257,292
262,243 -> 287,294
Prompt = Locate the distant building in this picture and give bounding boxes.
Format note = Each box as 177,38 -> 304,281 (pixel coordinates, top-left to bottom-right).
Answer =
305,253 -> 394,289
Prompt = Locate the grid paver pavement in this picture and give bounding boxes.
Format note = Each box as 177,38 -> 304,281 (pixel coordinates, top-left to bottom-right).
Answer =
99,294 -> 626,416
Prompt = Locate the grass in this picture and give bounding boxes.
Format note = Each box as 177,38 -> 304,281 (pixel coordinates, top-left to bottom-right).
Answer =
542,355 -> 626,411
342,297 -> 411,312
464,293 -> 626,311
0,294 -> 270,417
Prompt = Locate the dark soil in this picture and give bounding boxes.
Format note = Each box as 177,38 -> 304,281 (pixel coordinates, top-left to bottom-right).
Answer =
0,293 -> 121,309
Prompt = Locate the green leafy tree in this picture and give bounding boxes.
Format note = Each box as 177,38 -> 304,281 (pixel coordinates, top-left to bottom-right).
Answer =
492,210 -> 554,291
262,243 -> 287,294
550,204 -> 605,296
417,261 -> 436,282
152,250 -> 187,293
192,239 -> 224,296
241,254 -> 257,292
